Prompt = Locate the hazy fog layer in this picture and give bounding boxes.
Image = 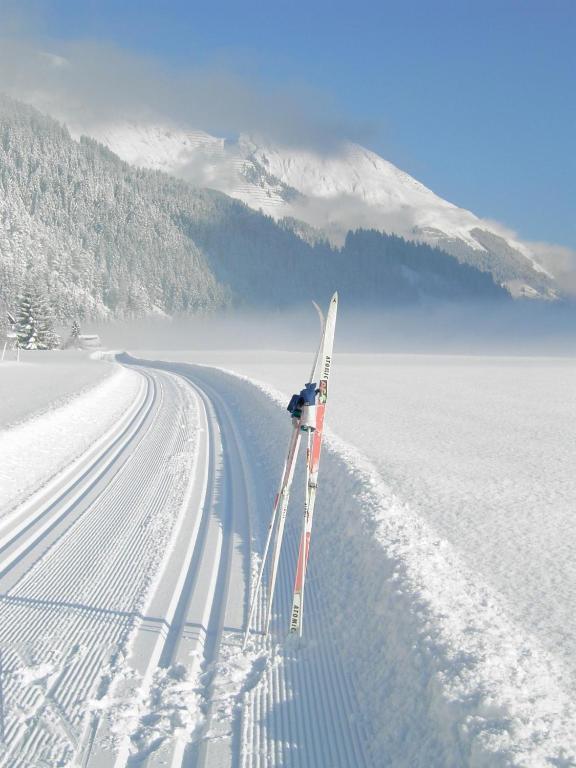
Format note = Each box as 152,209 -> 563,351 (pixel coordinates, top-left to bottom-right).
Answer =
94,302 -> 576,357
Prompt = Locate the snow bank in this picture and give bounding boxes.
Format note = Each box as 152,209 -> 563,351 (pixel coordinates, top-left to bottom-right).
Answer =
0,350 -> 115,428
140,351 -> 576,686
187,364 -> 576,767
0,364 -> 141,516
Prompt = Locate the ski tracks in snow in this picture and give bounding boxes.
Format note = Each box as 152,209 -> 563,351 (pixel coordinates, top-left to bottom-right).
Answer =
0,365 -> 208,767
167,362 -> 373,768
0,358 -> 373,768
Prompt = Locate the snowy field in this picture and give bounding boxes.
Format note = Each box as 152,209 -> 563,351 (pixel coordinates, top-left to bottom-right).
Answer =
0,355 -> 141,516
163,351 -> 576,677
1,349 -> 575,766
0,351 -> 115,428
139,350 -> 576,764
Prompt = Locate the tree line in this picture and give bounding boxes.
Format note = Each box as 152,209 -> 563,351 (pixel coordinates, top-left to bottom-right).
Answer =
2,286 -> 81,350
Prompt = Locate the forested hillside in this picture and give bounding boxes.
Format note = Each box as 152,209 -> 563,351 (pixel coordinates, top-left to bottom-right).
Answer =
0,95 -> 508,321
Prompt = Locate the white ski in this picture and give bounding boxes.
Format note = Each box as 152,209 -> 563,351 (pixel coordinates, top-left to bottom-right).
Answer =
290,292 -> 338,636
242,301 -> 326,648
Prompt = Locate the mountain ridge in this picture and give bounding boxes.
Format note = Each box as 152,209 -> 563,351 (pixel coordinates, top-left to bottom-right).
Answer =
0,94 -> 510,322
78,120 -> 557,299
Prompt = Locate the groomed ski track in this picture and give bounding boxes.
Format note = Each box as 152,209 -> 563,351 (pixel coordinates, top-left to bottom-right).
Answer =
0,357 -> 372,768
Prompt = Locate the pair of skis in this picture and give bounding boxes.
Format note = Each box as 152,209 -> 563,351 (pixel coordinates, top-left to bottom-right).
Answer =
243,292 -> 338,648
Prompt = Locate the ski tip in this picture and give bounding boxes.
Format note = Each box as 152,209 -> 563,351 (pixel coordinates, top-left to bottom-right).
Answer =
312,300 -> 324,326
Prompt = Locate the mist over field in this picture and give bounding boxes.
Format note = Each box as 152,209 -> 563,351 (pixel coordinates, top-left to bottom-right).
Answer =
95,300 -> 576,356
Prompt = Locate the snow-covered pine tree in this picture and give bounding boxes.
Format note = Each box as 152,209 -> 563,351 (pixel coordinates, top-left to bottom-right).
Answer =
68,319 -> 81,348
45,327 -> 61,350
16,287 -> 59,349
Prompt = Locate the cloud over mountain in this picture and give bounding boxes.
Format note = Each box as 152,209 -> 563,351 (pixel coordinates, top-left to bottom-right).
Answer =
0,19 -> 571,299
0,32 -> 360,152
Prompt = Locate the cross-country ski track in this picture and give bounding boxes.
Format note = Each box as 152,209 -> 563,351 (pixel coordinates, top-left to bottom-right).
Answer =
0,357 -> 373,768
3,354 -> 576,768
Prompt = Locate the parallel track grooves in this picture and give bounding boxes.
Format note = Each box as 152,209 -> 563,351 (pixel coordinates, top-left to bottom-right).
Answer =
0,373 -> 156,586
177,364 -> 373,768
119,359 -> 252,768
0,368 -> 200,767
0,357 -> 373,768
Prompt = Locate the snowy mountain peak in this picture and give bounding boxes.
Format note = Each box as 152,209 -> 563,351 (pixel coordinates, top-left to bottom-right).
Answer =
76,119 -> 555,297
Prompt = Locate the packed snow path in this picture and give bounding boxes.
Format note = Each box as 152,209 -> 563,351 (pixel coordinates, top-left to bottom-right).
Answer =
0,359 -> 370,768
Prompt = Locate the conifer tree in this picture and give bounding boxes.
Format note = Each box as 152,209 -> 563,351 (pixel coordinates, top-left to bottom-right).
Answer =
16,287 -> 58,350
45,327 -> 62,350
71,319 -> 81,343
65,319 -> 81,348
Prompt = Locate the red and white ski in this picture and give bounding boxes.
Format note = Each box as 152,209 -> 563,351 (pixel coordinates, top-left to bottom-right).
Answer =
242,300 -> 326,648
290,292 -> 338,636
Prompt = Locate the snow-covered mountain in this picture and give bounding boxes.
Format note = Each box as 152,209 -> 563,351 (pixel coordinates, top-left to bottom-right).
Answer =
81,121 -> 557,298
0,95 -> 508,322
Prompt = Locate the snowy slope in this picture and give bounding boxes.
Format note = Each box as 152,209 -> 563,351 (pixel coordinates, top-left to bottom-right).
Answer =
83,121 -> 556,297
86,123 -> 298,218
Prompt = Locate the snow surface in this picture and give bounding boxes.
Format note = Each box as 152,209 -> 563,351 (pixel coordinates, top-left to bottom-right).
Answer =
2,348 -> 575,765
0,350 -> 115,428
0,361 -> 141,516
137,350 -> 576,765
0,365 -> 204,766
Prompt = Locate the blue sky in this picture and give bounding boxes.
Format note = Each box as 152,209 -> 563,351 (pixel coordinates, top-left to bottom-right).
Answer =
7,0 -> 576,248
